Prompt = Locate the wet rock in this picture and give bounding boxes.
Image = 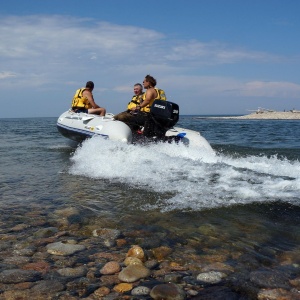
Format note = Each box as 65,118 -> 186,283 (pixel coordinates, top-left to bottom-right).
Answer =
2,290 -> 32,299
182,275 -> 198,286
124,256 -> 143,266
91,251 -> 124,262
186,289 -> 198,297
169,262 -> 188,272
65,277 -> 99,297
100,261 -> 121,275
164,273 -> 183,283
0,269 -> 42,283
65,239 -> 78,245
150,282 -> 186,300
92,228 -> 121,239
113,282 -> 133,293
237,253 -> 260,269
201,262 -> 234,273
228,275 -> 260,299
144,259 -> 159,270
290,276 -> 300,288
54,207 -> 82,228
257,288 -> 300,300
0,263 -> 18,272
255,252 -> 277,266
0,241 -> 13,251
116,238 -> 127,247
33,227 -> 58,238
46,241 -> 85,256
196,271 -> 227,284
250,270 -> 290,288
33,237 -> 56,247
0,234 -> 17,242
57,265 -> 87,277
152,246 -> 172,261
22,261 -> 50,274
100,291 -> 121,299
66,214 -> 85,226
53,255 -> 77,268
2,256 -> 31,265
31,279 -> 64,293
14,281 -> 34,289
135,237 -> 162,249
13,246 -> 37,257
198,223 -> 218,236
32,251 -> 50,261
153,268 -> 171,277
279,249 -> 300,265
11,223 -> 30,232
86,269 -> 97,279
197,253 -> 229,264
54,207 -> 80,217
92,228 -> 121,247
193,286 -> 240,300
93,286 -> 111,297
100,274 -> 120,286
131,285 -> 151,296
118,264 -> 151,283
126,245 -> 146,262
275,264 -> 300,278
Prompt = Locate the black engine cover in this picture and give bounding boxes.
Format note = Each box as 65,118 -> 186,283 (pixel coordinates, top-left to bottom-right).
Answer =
150,100 -> 179,128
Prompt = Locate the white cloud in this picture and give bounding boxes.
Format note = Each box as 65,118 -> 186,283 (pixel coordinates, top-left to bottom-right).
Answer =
0,16 -> 163,61
0,14 -> 299,117
0,72 -> 16,79
113,85 -> 132,93
164,40 -> 280,64
0,15 -> 286,77
161,75 -> 300,101
241,81 -> 300,98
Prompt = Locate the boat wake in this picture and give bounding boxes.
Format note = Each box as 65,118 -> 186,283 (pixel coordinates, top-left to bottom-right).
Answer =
69,136 -> 300,211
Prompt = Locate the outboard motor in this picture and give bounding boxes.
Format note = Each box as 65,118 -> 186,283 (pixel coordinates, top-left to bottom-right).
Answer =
143,100 -> 179,138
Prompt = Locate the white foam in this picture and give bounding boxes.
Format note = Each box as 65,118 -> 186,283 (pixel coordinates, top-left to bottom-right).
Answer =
69,136 -> 300,211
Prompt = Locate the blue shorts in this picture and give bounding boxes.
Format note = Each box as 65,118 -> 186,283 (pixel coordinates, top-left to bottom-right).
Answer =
73,108 -> 88,113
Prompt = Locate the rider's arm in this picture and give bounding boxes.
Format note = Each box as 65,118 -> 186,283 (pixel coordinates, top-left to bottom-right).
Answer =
83,90 -> 100,108
139,89 -> 157,109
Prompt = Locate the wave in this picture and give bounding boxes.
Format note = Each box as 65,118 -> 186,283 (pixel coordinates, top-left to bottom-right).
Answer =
69,136 -> 300,211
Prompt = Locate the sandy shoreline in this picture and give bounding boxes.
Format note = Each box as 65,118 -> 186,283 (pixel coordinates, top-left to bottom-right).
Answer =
197,111 -> 300,120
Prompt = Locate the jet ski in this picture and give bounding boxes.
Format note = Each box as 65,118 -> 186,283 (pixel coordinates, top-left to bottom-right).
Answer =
56,100 -> 213,150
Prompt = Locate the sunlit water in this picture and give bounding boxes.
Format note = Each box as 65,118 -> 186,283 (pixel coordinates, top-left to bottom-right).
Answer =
1,116 -> 300,274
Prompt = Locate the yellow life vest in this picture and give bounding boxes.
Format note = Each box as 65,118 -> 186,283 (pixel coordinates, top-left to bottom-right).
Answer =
141,88 -> 166,113
71,88 -> 92,109
127,93 -> 144,110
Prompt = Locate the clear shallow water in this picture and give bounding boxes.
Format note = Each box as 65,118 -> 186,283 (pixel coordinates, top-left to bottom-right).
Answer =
1,116 -> 300,283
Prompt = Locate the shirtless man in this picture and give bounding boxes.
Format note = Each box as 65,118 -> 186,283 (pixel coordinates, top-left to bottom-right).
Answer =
71,81 -> 106,116
131,75 -> 166,125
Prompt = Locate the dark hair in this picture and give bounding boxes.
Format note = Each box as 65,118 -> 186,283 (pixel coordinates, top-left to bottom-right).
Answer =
134,83 -> 143,90
86,81 -> 94,90
144,75 -> 156,87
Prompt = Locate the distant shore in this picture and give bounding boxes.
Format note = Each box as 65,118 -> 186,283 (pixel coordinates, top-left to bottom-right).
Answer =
196,111 -> 300,120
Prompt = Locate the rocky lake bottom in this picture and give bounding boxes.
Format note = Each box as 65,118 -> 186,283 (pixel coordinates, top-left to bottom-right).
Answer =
0,203 -> 300,300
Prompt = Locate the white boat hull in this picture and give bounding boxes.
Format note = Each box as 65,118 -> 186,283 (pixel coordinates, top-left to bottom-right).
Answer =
57,110 -> 213,151
57,110 -> 132,143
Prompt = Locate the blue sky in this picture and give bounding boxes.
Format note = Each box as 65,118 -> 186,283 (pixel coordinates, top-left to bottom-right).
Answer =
1,0 -> 300,118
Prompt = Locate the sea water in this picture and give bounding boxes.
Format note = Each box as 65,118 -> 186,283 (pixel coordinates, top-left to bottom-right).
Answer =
0,116 -> 300,293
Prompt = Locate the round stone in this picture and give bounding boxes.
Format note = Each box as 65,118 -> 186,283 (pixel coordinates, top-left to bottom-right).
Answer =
46,241 -> 85,256
118,264 -> 151,283
150,283 -> 186,300
100,261 -> 121,275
